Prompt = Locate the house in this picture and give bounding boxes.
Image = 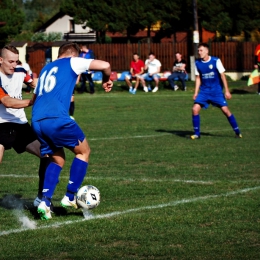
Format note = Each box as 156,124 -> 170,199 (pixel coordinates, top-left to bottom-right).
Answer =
35,12 -> 96,43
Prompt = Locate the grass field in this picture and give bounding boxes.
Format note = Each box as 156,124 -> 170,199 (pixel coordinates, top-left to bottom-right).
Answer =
0,80 -> 259,259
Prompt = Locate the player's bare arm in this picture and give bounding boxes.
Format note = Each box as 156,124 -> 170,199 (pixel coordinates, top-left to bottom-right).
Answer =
220,73 -> 232,100
88,60 -> 113,92
193,75 -> 201,100
0,96 -> 32,108
28,78 -> 38,89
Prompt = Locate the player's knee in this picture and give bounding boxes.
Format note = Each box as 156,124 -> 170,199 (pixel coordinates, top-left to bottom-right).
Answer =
192,105 -> 200,115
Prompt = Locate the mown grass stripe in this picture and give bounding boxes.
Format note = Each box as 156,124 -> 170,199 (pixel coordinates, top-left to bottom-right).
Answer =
0,186 -> 259,237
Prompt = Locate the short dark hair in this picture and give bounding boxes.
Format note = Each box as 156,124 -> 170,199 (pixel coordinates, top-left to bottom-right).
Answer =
1,45 -> 19,58
58,42 -> 80,57
198,43 -> 209,49
149,52 -> 155,56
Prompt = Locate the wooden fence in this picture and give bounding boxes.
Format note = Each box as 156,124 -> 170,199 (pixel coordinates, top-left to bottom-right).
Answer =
24,42 -> 258,76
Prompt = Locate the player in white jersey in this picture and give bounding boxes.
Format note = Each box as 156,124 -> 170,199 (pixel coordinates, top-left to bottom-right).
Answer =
0,45 -> 49,206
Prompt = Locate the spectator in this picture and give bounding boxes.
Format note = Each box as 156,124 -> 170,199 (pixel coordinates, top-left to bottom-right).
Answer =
168,52 -> 187,91
140,52 -> 161,93
254,43 -> 260,95
125,53 -> 145,94
78,44 -> 95,94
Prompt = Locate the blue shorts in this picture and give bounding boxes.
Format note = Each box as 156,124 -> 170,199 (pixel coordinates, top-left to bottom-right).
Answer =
194,92 -> 228,109
142,73 -> 160,81
32,117 -> 85,156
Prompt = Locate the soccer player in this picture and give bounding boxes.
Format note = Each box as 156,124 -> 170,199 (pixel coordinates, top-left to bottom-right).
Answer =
191,43 -> 242,139
31,42 -> 113,220
0,45 -> 49,204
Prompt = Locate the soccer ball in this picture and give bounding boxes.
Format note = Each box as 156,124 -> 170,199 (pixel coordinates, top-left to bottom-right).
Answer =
76,185 -> 100,210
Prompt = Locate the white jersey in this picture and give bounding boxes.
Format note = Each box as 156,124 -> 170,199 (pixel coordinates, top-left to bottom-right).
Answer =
145,58 -> 161,74
0,66 -> 32,124
23,62 -> 32,75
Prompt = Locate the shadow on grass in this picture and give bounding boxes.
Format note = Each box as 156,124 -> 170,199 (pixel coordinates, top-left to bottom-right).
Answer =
155,129 -> 218,138
231,89 -> 252,94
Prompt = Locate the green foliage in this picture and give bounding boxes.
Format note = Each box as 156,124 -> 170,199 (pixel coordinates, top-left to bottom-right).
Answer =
0,0 -> 25,46
199,0 -> 260,40
31,32 -> 63,42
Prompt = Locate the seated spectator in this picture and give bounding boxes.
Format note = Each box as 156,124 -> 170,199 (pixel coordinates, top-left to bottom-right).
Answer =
140,52 -> 161,93
168,52 -> 187,91
125,53 -> 145,94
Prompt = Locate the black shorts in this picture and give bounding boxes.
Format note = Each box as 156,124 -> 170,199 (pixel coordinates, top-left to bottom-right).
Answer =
0,122 -> 37,154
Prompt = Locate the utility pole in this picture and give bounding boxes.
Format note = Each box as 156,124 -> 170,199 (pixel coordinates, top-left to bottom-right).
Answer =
190,0 -> 199,81
193,0 -> 199,59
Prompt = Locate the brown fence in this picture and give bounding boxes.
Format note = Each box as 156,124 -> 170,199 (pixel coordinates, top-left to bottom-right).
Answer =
88,42 -> 258,73
25,42 -> 258,75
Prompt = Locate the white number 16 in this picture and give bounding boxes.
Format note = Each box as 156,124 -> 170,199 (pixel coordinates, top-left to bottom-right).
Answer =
37,67 -> 58,96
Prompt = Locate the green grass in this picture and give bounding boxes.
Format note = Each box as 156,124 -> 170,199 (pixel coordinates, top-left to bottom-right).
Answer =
0,81 -> 259,259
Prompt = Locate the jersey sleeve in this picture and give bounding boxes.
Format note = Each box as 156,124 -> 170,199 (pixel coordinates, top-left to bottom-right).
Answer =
70,57 -> 94,75
194,63 -> 199,76
216,59 -> 225,73
0,85 -> 9,99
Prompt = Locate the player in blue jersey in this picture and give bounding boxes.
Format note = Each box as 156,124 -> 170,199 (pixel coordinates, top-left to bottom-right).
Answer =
191,43 -> 242,139
31,42 -> 112,220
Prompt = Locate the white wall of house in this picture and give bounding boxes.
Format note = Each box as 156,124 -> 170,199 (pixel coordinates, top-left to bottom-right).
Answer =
45,15 -> 91,34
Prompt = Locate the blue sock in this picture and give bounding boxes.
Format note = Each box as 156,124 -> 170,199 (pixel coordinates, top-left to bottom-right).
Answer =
227,114 -> 240,134
66,158 -> 88,200
42,162 -> 62,206
192,115 -> 200,136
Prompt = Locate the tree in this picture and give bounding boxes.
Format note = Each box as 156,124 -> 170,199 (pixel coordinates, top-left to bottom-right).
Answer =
0,0 -> 25,47
198,0 -> 260,41
61,0 -> 183,43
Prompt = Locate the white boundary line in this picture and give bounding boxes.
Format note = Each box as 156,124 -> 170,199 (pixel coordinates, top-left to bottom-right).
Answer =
87,127 -> 260,141
0,175 -> 213,185
0,186 -> 259,236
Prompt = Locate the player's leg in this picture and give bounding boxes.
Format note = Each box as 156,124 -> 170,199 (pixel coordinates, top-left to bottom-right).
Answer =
221,106 -> 242,137
25,139 -> 51,206
61,138 -> 90,208
191,103 -> 202,139
69,94 -> 75,120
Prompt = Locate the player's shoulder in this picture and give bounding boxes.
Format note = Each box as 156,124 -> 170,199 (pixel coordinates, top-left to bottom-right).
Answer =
210,56 -> 220,62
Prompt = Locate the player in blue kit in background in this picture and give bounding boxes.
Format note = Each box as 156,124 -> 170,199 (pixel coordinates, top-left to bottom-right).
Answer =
191,43 -> 242,139
31,42 -> 113,220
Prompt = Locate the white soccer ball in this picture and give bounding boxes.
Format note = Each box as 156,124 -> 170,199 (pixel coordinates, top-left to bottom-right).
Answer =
76,185 -> 100,210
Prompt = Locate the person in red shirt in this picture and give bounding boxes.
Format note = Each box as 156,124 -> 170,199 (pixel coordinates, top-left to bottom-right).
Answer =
254,44 -> 260,95
125,53 -> 145,94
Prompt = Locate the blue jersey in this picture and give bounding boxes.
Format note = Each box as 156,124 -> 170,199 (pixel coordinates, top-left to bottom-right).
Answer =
32,57 -> 92,122
195,56 -> 224,94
